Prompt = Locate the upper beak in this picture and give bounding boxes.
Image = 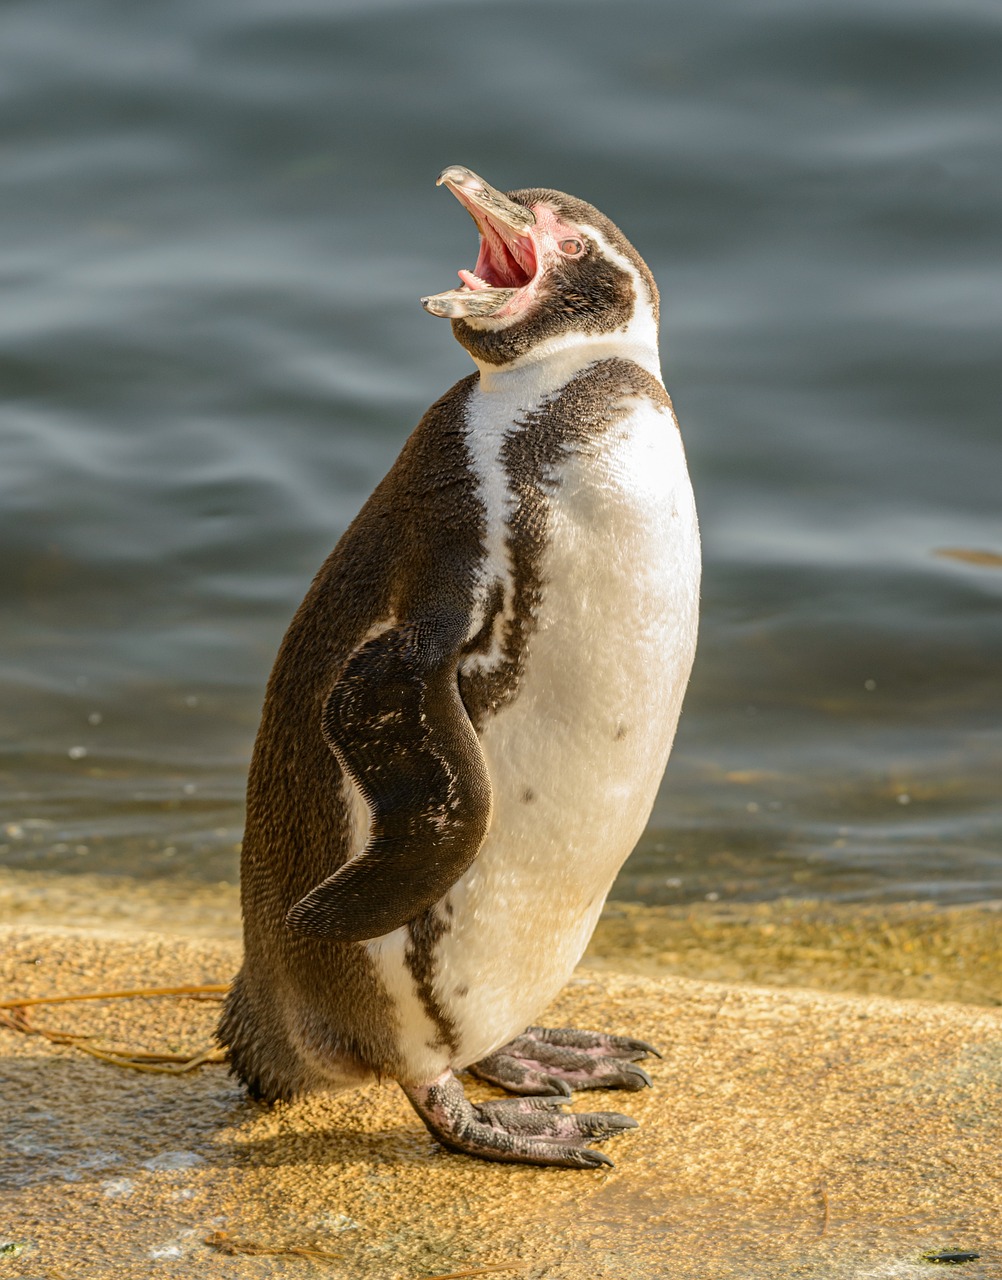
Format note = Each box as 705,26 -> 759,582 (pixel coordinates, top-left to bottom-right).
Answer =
435,165 -> 536,235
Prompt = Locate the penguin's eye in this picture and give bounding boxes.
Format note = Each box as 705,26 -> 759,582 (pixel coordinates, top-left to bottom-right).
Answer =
559,238 -> 584,257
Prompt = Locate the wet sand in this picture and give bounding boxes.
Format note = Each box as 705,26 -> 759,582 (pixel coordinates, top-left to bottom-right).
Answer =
588,898 -> 1002,1008
2,914 -> 1000,1279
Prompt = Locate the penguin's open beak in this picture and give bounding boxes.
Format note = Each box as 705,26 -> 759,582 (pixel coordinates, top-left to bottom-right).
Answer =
422,165 -> 539,320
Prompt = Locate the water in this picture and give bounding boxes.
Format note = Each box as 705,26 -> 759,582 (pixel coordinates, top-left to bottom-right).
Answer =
2,0 -> 1000,909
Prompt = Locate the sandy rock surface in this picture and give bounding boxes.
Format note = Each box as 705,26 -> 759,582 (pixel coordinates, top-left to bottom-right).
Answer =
1,925 -> 999,1279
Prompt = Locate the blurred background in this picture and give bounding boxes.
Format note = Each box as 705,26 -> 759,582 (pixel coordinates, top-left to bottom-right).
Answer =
2,0 -> 1000,914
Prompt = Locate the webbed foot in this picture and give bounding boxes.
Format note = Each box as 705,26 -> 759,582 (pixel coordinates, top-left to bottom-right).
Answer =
401,1069 -> 637,1169
469,1025 -> 659,1097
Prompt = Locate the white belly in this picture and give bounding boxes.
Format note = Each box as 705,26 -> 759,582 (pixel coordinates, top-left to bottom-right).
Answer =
370,389 -> 700,1082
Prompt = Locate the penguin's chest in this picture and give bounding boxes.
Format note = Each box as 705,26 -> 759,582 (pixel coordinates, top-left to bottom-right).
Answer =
465,397 -> 699,846
369,392 -> 699,1078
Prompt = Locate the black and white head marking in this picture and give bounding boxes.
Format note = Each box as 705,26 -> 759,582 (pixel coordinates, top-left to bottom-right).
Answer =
423,167 -> 660,370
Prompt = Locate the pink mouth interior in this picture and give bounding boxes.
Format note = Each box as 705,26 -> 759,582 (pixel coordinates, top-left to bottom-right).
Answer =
457,216 -> 537,293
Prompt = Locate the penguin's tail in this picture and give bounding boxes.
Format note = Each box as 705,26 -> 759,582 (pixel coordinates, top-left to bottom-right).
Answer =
217,971 -> 373,1103
216,972 -> 311,1104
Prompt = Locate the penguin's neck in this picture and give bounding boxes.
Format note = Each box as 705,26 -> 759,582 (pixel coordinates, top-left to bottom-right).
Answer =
471,326 -> 663,409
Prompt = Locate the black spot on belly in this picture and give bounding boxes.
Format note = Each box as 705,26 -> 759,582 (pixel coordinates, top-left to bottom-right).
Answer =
615,723 -> 628,741
521,787 -> 536,803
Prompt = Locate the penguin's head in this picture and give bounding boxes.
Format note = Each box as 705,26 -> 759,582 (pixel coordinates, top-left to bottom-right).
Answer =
422,165 -> 660,370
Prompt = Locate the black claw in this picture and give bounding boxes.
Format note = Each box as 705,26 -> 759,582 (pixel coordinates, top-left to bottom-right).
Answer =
542,1075 -> 573,1098
581,1149 -> 615,1169
623,1063 -> 653,1090
626,1037 -> 662,1059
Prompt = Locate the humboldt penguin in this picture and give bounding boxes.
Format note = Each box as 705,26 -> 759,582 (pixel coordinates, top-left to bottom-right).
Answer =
218,165 -> 701,1168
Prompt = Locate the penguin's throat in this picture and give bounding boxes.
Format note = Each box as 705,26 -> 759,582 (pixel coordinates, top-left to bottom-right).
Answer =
459,217 -> 537,293
423,210 -> 542,321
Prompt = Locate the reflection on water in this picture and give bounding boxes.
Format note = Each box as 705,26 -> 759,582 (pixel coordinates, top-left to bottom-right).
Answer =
1,0 -> 1000,905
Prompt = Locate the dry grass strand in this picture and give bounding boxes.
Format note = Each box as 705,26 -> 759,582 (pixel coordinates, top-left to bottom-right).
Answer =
0,983 -> 230,1010
204,1231 -> 342,1260
0,1003 -> 227,1074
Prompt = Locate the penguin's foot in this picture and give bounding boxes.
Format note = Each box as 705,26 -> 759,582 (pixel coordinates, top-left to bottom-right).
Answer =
468,1025 -> 659,1097
401,1069 -> 637,1169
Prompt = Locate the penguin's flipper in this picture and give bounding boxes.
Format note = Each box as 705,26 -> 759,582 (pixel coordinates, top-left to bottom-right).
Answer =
286,617 -> 492,943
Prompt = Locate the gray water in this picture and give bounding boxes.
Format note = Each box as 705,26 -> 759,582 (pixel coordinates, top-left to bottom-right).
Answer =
2,0 -> 1000,908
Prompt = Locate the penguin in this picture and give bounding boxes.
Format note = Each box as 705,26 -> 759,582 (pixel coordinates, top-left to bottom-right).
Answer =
218,165 -> 700,1169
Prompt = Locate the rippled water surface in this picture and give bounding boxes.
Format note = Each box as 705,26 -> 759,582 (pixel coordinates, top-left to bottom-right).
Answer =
2,0 -> 1000,906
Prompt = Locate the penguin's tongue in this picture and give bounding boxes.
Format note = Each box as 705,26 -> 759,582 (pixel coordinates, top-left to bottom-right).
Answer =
422,165 -> 538,319
457,269 -> 491,291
